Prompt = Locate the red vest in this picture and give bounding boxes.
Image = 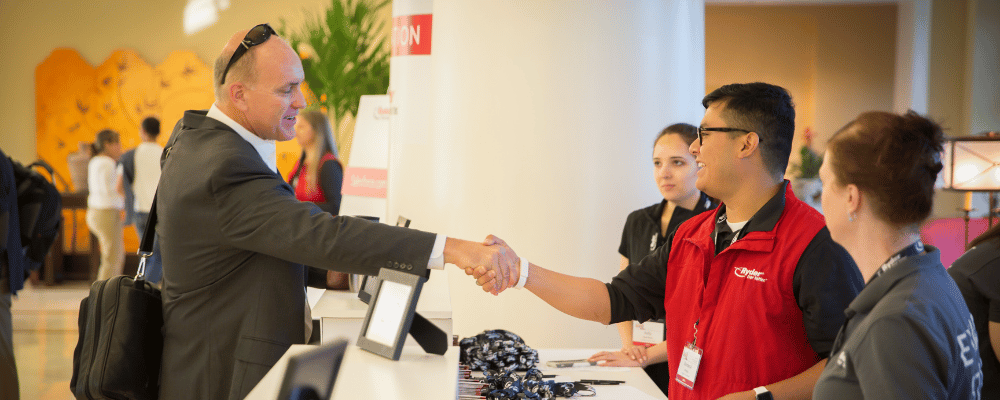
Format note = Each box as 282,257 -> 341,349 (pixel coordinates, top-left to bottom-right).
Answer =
664,188 -> 824,400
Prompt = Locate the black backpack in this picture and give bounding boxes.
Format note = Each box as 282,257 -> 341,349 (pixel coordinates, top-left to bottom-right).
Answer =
8,158 -> 62,269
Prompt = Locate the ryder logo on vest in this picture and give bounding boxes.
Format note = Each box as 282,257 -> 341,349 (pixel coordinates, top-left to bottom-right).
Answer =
733,267 -> 767,282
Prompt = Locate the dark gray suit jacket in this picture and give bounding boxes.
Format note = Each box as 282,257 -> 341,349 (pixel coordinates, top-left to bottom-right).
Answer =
157,110 -> 436,400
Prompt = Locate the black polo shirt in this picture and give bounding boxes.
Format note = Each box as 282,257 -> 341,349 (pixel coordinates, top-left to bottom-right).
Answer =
619,191 -> 717,264
606,183 -> 864,359
948,237 -> 1000,399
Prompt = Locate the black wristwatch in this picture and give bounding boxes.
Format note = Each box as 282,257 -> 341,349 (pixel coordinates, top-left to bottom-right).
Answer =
754,386 -> 774,400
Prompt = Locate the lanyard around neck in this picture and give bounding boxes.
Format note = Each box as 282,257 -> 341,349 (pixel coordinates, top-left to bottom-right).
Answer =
871,240 -> 924,282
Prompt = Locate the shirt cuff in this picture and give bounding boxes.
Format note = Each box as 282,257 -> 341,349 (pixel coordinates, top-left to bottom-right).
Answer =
428,234 -> 446,270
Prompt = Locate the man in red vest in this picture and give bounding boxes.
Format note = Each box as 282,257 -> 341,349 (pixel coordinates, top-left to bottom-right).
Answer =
477,83 -> 863,400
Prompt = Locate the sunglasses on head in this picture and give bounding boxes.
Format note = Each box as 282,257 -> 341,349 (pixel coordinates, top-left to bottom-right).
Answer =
220,23 -> 277,84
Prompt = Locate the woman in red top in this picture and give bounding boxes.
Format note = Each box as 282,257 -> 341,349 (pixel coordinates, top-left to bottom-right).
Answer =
288,110 -> 347,290
288,109 -> 343,215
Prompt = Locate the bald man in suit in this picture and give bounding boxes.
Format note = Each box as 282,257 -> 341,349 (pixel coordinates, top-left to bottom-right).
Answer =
156,24 -> 516,400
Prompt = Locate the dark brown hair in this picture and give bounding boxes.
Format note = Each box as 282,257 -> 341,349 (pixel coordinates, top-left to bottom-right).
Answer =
141,116 -> 160,138
702,82 -> 795,178
91,129 -> 120,155
654,123 -> 698,148
827,110 -> 944,227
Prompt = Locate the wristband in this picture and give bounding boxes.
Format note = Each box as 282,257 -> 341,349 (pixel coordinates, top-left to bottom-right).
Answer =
514,257 -> 529,289
754,386 -> 773,400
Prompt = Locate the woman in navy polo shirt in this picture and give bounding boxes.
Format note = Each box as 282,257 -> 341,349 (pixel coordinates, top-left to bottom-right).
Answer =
587,123 -> 715,395
813,111 -> 982,398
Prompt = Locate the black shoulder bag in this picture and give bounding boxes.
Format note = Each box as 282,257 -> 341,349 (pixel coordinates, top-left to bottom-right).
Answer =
71,194 -> 162,400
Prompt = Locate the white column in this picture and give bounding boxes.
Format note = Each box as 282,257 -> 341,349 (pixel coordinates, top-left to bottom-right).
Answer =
387,0 -> 435,224
967,0 -> 1000,135
389,0 -> 705,348
894,0 -> 932,114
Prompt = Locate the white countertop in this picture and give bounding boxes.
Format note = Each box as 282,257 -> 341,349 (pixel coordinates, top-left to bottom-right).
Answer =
535,348 -> 667,399
246,346 -> 666,399
245,345 -> 460,400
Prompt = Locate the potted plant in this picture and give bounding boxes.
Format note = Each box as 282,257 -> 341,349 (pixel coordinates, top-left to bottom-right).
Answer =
791,128 -> 823,212
279,0 -> 391,164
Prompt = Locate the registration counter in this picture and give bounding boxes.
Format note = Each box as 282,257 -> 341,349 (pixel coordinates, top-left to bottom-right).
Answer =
246,346 -> 667,399
252,271 -> 666,399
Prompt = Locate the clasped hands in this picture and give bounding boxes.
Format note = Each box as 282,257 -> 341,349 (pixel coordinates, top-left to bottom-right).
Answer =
446,235 -> 520,295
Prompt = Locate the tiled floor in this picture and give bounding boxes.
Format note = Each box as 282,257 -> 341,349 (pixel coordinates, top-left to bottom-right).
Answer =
10,281 -> 90,400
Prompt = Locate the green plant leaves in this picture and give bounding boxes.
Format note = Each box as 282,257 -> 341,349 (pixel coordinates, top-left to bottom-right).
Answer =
279,0 -> 391,123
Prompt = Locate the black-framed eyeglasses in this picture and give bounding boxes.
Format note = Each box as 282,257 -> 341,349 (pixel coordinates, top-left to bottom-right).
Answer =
220,23 -> 277,85
697,127 -> 752,145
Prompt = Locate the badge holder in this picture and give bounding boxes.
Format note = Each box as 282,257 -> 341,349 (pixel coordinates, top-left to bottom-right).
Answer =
675,320 -> 704,390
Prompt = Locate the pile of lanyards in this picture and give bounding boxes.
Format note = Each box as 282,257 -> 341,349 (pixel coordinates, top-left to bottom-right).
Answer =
459,330 -> 594,399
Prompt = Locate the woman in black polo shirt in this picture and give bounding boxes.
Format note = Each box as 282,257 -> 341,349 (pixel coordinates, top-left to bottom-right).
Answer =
813,111 -> 982,398
587,123 -> 715,395
949,224 -> 1000,399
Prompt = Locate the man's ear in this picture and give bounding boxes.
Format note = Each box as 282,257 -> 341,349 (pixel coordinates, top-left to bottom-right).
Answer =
228,82 -> 250,111
736,131 -> 760,159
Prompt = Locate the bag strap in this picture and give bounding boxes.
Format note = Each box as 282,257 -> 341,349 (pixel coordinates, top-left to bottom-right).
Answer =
135,191 -> 157,280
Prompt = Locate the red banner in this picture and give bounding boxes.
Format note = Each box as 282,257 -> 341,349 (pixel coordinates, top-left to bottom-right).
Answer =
392,14 -> 433,56
342,167 -> 388,198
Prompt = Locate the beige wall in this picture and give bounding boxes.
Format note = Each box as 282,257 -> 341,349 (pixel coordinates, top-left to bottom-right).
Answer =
928,0 -> 970,138
706,4 -> 897,171
928,0 -> 971,218
0,0 -> 391,163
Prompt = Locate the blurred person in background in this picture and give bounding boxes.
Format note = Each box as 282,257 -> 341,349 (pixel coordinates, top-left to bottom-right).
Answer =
67,141 -> 92,193
118,117 -> 164,283
287,109 -> 347,289
86,129 -> 124,280
288,109 -> 342,215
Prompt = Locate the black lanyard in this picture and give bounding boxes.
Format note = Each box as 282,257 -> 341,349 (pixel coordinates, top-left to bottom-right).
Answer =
871,240 -> 924,283
712,208 -> 750,255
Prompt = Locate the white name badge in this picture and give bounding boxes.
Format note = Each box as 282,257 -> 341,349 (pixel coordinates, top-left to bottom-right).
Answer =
675,343 -> 703,389
632,320 -> 665,347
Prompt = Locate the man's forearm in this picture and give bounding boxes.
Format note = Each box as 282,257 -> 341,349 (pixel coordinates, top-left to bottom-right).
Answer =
524,262 -> 612,324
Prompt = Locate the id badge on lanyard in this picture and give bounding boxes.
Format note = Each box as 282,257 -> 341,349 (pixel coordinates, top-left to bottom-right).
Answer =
675,319 -> 703,389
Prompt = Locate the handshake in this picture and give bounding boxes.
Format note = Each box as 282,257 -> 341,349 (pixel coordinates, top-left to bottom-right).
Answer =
445,235 -> 523,295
